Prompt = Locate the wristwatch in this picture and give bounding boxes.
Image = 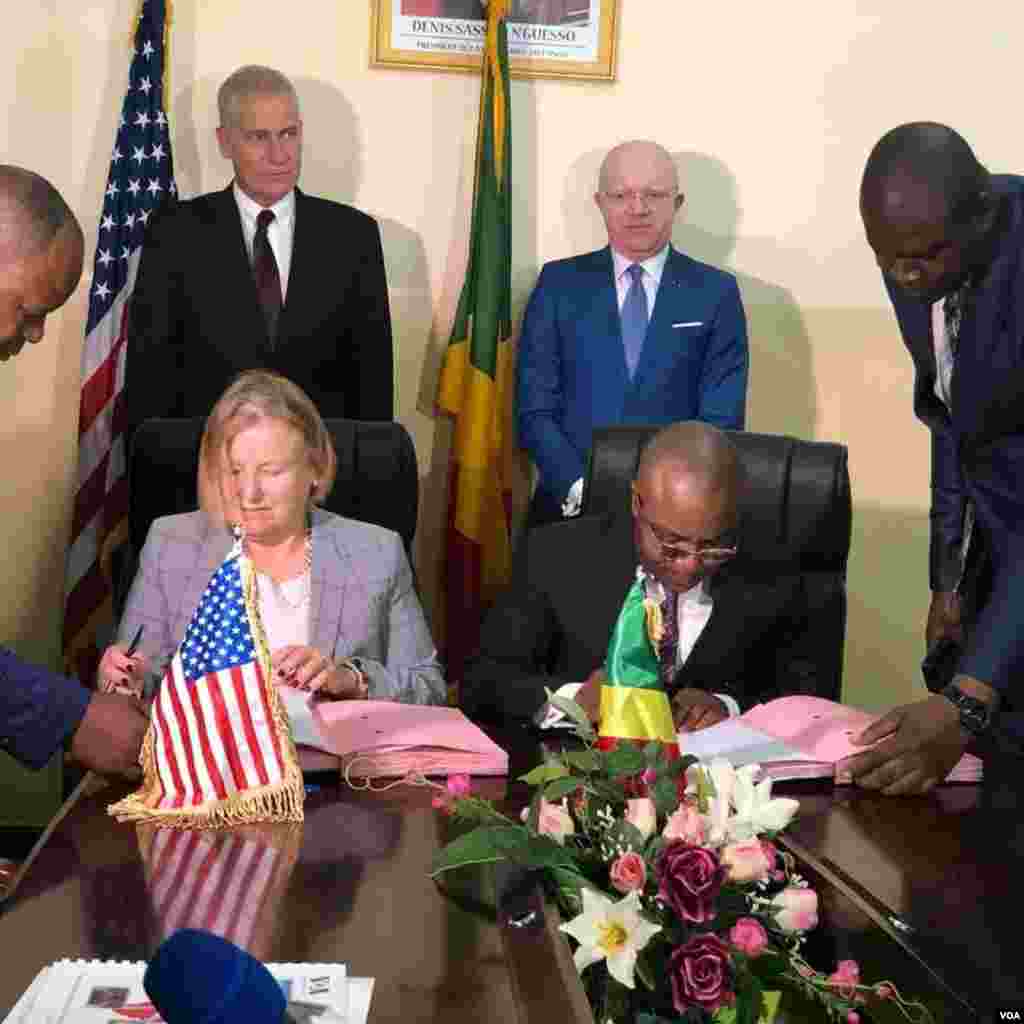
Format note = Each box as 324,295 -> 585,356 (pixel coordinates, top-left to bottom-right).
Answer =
940,682 -> 993,738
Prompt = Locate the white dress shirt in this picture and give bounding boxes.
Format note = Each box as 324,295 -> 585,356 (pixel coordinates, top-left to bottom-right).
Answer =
931,299 -> 955,411
232,184 -> 296,301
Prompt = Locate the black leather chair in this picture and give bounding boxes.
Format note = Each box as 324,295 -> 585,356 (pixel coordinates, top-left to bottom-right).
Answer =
583,425 -> 852,700
116,417 -> 419,615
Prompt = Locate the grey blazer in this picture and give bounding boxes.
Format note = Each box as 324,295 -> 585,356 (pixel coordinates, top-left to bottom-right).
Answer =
116,508 -> 445,705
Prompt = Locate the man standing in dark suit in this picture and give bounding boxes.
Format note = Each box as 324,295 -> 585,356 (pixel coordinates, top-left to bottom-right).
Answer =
462,422 -> 816,726
845,123 -> 1024,794
516,140 -> 749,527
1,165 -> 147,776
126,65 -> 393,441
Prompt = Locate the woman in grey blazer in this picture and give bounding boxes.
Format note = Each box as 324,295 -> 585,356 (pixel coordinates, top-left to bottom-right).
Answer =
98,371 -> 446,724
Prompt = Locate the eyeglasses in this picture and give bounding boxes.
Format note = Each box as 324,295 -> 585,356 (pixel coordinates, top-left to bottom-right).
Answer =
633,499 -> 738,566
600,189 -> 678,208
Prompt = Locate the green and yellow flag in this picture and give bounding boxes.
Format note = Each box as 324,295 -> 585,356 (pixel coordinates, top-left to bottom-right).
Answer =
596,577 -> 679,757
437,0 -> 515,698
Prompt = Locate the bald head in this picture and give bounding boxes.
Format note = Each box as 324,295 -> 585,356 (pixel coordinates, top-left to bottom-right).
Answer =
860,124 -> 999,303
632,423 -> 740,593
0,165 -> 84,361
595,140 -> 684,262
860,123 -> 989,229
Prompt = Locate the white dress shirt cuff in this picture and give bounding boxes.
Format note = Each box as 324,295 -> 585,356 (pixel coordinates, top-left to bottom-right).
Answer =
561,478 -> 584,518
713,692 -> 742,718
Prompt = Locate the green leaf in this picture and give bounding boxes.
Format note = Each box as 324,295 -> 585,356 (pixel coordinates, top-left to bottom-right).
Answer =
635,951 -> 657,992
430,825 -> 526,876
543,775 -> 583,801
605,744 -> 646,777
666,753 -> 697,779
518,760 -> 569,785
564,748 -> 602,773
650,776 -> 678,817
544,687 -> 597,740
736,969 -> 763,1024
605,818 -> 646,853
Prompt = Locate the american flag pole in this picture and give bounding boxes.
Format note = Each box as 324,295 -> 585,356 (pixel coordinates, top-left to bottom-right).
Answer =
62,0 -> 176,685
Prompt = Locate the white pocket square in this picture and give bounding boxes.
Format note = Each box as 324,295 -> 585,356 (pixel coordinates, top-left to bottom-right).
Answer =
672,321 -> 703,328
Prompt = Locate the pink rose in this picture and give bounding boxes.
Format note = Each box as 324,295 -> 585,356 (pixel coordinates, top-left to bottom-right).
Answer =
875,983 -> 895,1000
446,773 -> 472,797
828,959 -> 861,1000
846,1014 -> 860,1024
729,917 -> 768,957
624,797 -> 657,839
669,932 -> 734,1014
770,886 -> 819,932
657,841 -> 725,924
537,798 -> 575,845
720,839 -> 772,883
609,851 -> 647,893
662,801 -> 706,845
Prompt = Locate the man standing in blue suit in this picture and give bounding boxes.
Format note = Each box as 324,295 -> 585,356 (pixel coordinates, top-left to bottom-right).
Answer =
845,123 -> 1024,794
516,139 -> 749,526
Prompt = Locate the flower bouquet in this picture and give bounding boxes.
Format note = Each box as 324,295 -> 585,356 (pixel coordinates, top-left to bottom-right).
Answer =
429,697 -> 933,1024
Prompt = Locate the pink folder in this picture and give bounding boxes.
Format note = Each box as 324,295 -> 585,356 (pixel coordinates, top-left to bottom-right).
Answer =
312,701 -> 509,778
738,696 -> 982,783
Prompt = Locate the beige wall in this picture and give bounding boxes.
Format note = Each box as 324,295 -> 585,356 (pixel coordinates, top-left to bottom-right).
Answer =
3,2 -> 1022,709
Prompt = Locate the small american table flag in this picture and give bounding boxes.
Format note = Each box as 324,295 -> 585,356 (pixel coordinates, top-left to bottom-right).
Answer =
110,540 -> 303,828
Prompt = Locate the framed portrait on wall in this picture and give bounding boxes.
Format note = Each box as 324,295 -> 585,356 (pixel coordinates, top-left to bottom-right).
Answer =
369,0 -> 619,82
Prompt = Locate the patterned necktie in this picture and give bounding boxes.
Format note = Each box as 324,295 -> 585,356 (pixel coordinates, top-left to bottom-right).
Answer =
659,589 -> 679,691
253,208 -> 282,344
621,263 -> 648,378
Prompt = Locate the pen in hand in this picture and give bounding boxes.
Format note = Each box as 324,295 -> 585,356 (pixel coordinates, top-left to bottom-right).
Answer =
126,624 -> 145,657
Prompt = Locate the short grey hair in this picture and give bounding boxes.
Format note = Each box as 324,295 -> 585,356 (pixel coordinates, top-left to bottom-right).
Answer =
0,164 -> 77,263
217,65 -> 298,129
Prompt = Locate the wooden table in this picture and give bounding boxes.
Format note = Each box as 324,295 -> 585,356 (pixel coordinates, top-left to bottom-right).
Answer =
0,726 -> 592,1023
4,727 -> 1023,1023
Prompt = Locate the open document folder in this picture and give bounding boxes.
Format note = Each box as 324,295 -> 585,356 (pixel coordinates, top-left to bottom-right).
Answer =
679,695 -> 983,783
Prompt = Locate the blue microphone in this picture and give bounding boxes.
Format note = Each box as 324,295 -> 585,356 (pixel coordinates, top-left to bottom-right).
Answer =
144,929 -> 287,1023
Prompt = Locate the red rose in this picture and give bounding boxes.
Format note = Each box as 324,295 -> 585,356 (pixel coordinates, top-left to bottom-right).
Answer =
669,932 -> 734,1014
657,841 -> 725,924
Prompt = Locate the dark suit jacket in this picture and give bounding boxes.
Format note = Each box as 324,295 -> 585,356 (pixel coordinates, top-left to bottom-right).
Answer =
126,185 -> 393,439
515,245 -> 748,505
886,174 -> 1024,704
461,513 -> 817,722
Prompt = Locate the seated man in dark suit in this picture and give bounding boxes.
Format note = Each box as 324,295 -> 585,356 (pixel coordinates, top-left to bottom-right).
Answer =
462,421 -> 817,728
126,64 -> 393,442
1,164 -> 147,776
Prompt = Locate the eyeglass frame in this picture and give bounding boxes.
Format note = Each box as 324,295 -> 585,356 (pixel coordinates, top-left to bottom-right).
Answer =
631,490 -> 739,565
599,188 -> 681,209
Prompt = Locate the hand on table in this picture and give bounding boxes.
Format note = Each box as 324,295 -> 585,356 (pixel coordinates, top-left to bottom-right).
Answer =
70,692 -> 148,777
671,688 -> 729,732
272,645 -> 366,700
98,643 -> 149,698
837,695 -> 969,795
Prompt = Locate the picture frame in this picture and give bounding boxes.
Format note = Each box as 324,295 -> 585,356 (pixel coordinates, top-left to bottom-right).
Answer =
369,0 -> 619,82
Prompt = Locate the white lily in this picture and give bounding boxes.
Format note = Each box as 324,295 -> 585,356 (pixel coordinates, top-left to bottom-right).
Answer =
558,888 -> 661,988
686,758 -> 736,846
727,765 -> 799,840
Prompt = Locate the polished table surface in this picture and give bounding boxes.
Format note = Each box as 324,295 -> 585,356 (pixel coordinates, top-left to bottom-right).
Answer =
3,728 -> 1024,1022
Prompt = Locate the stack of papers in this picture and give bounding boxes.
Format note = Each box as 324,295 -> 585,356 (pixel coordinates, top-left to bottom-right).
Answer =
3,959 -> 373,1023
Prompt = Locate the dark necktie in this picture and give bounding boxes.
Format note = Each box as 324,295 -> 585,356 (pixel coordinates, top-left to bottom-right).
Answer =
659,589 -> 679,691
621,263 -> 648,378
253,208 -> 282,344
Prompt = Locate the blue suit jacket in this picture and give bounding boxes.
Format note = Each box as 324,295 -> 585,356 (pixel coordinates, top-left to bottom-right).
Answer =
887,175 -> 1024,702
516,245 -> 748,503
0,648 -> 90,770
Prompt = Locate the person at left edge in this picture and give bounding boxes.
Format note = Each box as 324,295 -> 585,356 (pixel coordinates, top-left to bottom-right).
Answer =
125,64 -> 394,444
0,164 -> 149,776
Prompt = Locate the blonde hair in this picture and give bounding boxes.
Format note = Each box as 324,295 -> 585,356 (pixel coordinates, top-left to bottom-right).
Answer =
198,370 -> 337,527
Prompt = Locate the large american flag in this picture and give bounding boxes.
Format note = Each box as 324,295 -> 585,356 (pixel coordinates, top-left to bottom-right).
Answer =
109,547 -> 304,826
63,0 -> 176,684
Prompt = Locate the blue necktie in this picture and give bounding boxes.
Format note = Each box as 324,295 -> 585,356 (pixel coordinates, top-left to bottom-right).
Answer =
621,263 -> 648,378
